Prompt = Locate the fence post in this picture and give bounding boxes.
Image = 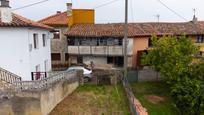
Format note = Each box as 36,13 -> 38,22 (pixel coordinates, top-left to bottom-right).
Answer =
31,72 -> 34,81
77,70 -> 84,86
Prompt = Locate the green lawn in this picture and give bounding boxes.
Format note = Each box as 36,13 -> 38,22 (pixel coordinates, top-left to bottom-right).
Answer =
131,82 -> 180,115
49,84 -> 130,115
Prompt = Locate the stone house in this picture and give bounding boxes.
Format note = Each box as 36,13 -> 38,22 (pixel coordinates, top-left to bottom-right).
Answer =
38,11 -> 69,69
65,21 -> 204,69
38,3 -> 95,70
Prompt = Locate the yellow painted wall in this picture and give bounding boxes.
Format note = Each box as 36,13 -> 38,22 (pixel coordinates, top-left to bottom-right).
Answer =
68,9 -> 95,27
132,35 -> 204,68
132,37 -> 149,68
191,36 -> 204,52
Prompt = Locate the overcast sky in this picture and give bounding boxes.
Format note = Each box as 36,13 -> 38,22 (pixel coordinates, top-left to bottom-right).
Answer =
10,0 -> 204,23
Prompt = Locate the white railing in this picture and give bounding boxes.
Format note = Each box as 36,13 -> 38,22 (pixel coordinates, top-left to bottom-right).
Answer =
14,71 -> 78,91
0,67 -> 22,85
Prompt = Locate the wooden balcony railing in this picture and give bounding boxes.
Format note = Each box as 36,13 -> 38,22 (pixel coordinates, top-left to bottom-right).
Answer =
68,46 -> 123,56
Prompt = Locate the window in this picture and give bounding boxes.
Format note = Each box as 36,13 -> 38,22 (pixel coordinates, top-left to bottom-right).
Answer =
51,53 -> 61,61
35,64 -> 40,72
31,64 -> 41,80
99,38 -> 107,46
44,60 -> 48,72
80,38 -> 91,46
196,35 -> 204,43
65,53 -> 69,61
42,34 -> 47,47
107,38 -> 114,46
33,33 -> 39,49
91,38 -> 97,46
118,39 -> 123,46
68,38 -> 75,45
29,44 -> 32,52
107,56 -> 114,64
148,38 -> 153,47
53,30 -> 60,39
77,56 -> 83,64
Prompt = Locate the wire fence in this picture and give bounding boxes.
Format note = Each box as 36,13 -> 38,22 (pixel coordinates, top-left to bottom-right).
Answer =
121,75 -> 148,115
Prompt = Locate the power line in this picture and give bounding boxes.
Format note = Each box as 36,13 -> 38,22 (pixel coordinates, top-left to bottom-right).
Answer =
71,0 -> 122,19
12,0 -> 51,11
157,0 -> 188,21
156,0 -> 204,37
12,0 -> 121,13
93,0 -> 121,9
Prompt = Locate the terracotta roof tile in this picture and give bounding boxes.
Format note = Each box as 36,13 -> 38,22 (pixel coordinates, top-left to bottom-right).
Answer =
66,22 -> 204,37
38,11 -> 68,26
0,13 -> 53,30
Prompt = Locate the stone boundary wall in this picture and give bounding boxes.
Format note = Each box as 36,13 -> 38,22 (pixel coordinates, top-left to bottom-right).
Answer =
138,68 -> 161,82
0,73 -> 80,115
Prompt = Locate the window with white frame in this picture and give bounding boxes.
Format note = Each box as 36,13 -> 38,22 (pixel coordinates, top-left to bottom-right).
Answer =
42,34 -> 47,47
44,60 -> 48,72
35,64 -> 40,72
196,35 -> 204,43
53,30 -> 60,39
33,33 -> 39,49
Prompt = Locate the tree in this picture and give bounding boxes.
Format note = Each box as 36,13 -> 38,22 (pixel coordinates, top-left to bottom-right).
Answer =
171,77 -> 204,115
142,35 -> 199,82
142,35 -> 204,115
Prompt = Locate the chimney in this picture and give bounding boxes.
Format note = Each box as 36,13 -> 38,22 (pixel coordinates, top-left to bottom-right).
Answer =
192,15 -> 198,23
0,0 -> 12,23
66,3 -> 72,16
56,11 -> 61,14
192,8 -> 198,23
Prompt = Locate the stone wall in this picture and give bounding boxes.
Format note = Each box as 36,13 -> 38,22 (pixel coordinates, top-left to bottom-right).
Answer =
51,27 -> 69,64
138,68 -> 161,82
41,81 -> 78,115
0,80 -> 79,115
92,69 -> 121,85
0,96 -> 41,115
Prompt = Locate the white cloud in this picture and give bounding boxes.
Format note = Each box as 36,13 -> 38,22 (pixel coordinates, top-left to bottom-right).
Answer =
10,0 -> 204,23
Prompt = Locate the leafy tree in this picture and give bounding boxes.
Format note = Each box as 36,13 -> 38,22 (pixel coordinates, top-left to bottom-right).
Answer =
142,35 -> 204,115
171,77 -> 204,115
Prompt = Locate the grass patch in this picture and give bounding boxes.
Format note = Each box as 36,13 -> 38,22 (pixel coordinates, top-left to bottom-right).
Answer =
131,82 -> 180,115
49,84 -> 130,115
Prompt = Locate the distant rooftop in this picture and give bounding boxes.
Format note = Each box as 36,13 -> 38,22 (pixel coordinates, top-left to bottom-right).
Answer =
0,13 -> 53,30
38,11 -> 68,26
38,9 -> 95,27
65,22 -> 204,38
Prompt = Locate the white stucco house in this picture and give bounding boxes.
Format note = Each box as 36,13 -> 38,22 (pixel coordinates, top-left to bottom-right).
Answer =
0,0 -> 53,80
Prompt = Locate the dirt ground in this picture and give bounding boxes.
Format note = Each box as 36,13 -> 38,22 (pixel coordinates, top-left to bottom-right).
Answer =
144,95 -> 164,104
49,85 -> 130,115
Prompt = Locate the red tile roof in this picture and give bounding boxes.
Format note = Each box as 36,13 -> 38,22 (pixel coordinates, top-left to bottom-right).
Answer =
65,22 -> 204,38
0,13 -> 53,30
38,11 -> 68,26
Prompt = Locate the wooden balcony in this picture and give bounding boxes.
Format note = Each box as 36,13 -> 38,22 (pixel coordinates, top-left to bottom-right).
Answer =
92,46 -> 108,55
68,46 -> 124,56
194,43 -> 204,47
108,46 -> 123,55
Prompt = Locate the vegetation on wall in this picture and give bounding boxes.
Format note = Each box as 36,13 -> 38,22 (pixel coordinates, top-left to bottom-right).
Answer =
142,35 -> 204,115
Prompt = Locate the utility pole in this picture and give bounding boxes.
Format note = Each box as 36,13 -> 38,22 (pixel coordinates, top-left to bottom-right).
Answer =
193,8 -> 196,16
124,0 -> 128,78
156,14 -> 160,23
